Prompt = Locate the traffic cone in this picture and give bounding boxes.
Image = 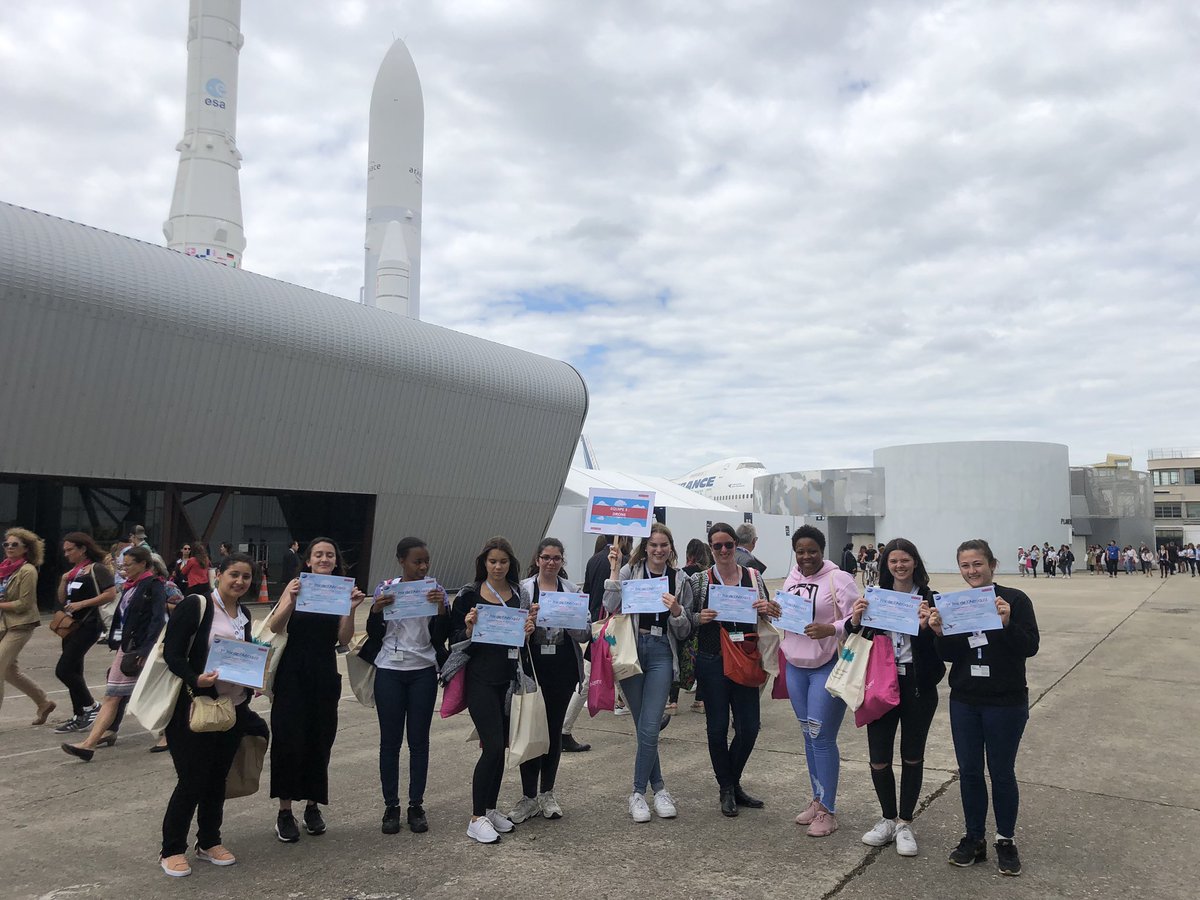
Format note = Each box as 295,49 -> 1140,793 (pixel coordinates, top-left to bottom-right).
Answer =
259,576 -> 270,604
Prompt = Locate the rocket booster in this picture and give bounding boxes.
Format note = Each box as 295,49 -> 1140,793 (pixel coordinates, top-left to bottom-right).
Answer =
363,39 -> 423,317
163,0 -> 246,267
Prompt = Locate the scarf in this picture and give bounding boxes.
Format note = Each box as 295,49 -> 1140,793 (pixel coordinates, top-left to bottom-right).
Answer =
66,561 -> 91,582
0,556 -> 26,582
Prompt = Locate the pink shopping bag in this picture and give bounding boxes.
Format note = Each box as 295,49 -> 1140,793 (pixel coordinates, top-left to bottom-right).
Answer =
771,649 -> 789,699
439,668 -> 468,718
587,621 -> 616,717
854,634 -> 900,727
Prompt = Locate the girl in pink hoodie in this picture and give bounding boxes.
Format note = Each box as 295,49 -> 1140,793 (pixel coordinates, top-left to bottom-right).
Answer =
779,525 -> 858,837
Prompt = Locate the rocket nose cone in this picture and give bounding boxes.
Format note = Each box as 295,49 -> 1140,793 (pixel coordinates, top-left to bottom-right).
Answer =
375,38 -> 422,89
377,220 -> 411,265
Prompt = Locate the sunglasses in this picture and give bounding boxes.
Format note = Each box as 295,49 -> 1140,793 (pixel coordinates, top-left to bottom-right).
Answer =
711,541 -> 735,551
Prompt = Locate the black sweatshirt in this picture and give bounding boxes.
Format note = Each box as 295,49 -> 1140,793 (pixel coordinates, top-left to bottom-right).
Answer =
935,583 -> 1039,706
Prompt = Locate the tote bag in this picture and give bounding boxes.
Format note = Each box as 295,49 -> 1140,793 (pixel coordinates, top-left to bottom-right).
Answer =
824,631 -> 873,712
507,658 -> 550,768
854,634 -> 900,727
344,633 -> 376,708
129,594 -> 207,733
587,619 -> 616,716
251,608 -> 288,700
606,613 -> 643,681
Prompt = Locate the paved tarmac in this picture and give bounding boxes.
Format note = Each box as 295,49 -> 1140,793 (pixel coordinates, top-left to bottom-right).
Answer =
1,569 -> 1196,900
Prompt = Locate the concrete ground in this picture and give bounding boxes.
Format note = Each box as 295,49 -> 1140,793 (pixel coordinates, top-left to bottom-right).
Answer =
1,568 -> 1196,900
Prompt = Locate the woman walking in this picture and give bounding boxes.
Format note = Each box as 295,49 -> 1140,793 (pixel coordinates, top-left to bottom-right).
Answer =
0,528 -> 56,723
52,533 -> 115,733
930,539 -> 1039,877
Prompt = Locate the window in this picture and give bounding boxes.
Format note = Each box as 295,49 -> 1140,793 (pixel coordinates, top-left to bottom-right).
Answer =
1153,470 -> 1180,486
1187,502 -> 1200,519
1184,469 -> 1200,486
1155,503 -> 1182,518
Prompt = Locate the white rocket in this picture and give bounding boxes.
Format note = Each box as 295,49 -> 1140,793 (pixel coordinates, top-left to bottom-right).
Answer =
363,39 -> 424,317
163,0 -> 246,268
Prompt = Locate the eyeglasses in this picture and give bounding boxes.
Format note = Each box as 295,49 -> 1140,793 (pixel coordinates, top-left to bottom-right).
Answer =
711,541 -> 735,551
538,555 -> 563,563
3,541 -> 22,549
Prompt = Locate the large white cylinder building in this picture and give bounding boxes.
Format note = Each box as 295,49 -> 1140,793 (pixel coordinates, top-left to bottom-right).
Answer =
874,441 -> 1072,574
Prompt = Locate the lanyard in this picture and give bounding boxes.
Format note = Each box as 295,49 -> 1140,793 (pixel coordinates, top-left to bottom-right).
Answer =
483,580 -> 509,605
711,565 -> 740,587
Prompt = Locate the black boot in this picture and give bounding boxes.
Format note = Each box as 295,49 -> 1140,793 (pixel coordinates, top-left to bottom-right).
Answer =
561,733 -> 591,752
407,804 -> 428,833
734,784 -> 764,809
719,788 -> 738,817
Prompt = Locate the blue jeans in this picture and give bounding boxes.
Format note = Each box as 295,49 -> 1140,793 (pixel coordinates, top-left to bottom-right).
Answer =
785,658 -> 847,813
619,633 -> 673,794
694,651 -> 762,792
950,700 -> 1028,839
374,666 -> 438,807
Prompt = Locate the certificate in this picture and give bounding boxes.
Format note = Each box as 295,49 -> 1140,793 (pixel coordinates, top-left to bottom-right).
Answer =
296,572 -> 355,616
473,604 -> 528,647
773,589 -> 814,634
585,488 -> 655,538
861,587 -> 923,636
708,584 -> 758,625
536,591 -> 589,630
620,577 -> 669,615
205,637 -> 270,689
378,577 -> 439,621
937,586 -> 1003,636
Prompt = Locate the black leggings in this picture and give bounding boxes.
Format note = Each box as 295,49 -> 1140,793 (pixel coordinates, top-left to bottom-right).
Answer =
56,619 -> 102,714
866,673 -> 938,821
519,678 -> 574,797
467,677 -> 508,817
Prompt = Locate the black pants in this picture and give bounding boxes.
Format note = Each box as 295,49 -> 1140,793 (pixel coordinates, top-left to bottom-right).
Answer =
467,677 -> 509,816
694,651 -> 761,791
519,675 -> 574,797
161,697 -> 246,857
1107,558 -> 1118,576
866,673 -> 938,821
56,618 -> 101,714
374,666 -> 438,807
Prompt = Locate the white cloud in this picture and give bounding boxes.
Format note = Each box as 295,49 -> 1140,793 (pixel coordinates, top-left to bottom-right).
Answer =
2,1 -> 1197,477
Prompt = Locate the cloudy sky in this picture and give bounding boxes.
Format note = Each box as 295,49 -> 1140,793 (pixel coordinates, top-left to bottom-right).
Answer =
3,1 -> 1198,477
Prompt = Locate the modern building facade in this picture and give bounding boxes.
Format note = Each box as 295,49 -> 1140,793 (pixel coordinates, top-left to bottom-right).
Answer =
1146,449 -> 1200,548
0,203 -> 588,608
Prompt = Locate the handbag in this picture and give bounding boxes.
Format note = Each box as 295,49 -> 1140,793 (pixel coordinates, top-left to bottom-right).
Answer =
225,734 -> 268,799
587,619 -> 616,716
129,594 -> 209,733
250,606 -> 288,699
771,648 -> 790,699
188,689 -> 236,733
118,650 -> 145,677
439,667 -> 468,718
344,632 -> 376,708
719,627 -> 768,687
605,613 -> 642,681
824,631 -> 873,712
855,634 -> 901,727
506,655 -> 550,768
50,610 -> 80,638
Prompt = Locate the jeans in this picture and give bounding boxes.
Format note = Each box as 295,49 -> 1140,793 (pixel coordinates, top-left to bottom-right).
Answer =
866,673 -> 938,821
785,657 -> 846,813
374,666 -> 437,807
695,650 -> 762,792
619,633 -> 674,794
56,617 -> 102,714
949,699 -> 1029,840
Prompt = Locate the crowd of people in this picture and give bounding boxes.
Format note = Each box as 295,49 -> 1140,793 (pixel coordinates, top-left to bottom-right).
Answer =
0,523 -> 1042,879
1018,541 -> 1195,579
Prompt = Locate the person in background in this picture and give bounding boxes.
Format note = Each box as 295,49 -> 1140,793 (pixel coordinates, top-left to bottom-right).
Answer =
172,544 -> 192,593
672,538 -> 711,714
734,524 -> 767,574
0,528 -> 56,724
281,539 -> 302,586
1139,545 -> 1154,577
1104,540 -> 1119,577
180,543 -> 212,595
1025,544 -> 1038,578
930,538 -> 1039,877
1059,545 -> 1074,578
52,532 -> 115,733
840,542 -> 858,576
1016,548 -> 1026,577
217,543 -> 233,569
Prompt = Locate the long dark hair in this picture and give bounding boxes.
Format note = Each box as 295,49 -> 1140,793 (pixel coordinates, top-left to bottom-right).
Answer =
686,538 -> 711,568
878,538 -> 933,602
526,538 -> 565,578
191,543 -> 211,567
62,531 -> 106,563
304,536 -> 346,576
474,536 -> 520,585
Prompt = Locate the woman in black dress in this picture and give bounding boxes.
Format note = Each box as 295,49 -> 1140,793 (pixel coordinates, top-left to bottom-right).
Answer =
260,536 -> 367,843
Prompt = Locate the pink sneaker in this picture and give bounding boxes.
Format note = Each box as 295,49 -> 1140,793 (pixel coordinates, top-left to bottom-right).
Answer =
807,810 -> 838,837
794,798 -> 821,826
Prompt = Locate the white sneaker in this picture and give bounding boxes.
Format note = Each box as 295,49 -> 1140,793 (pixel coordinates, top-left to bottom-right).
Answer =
653,789 -> 677,818
538,791 -> 563,820
485,809 -> 514,833
628,792 -> 651,823
614,704 -> 630,716
894,822 -> 918,856
861,817 -> 898,847
467,817 -> 500,843
509,796 -> 541,824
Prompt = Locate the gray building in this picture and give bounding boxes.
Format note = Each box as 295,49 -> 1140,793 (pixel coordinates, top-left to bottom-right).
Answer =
0,203 -> 587,606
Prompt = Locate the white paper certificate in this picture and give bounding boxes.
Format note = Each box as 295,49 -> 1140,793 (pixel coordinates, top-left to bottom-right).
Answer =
378,577 -> 439,621
536,591 -> 589,630
205,637 -> 270,689
861,587 -> 923,636
937,586 -> 1003,636
473,604 -> 528,647
708,584 -> 758,625
620,577 -> 669,615
295,572 -> 355,616
773,588 -> 814,634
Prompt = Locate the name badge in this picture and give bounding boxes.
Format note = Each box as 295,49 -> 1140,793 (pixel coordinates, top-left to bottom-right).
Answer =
729,632 -> 746,643
507,648 -> 520,659
968,632 -> 988,649
540,644 -> 557,655
896,664 -> 907,675
970,664 -> 990,678
68,581 -> 83,592
650,626 -> 663,637
111,628 -> 123,642
231,612 -> 250,632
390,651 -> 406,664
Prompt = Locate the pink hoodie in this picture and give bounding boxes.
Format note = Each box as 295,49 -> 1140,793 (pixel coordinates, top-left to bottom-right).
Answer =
779,559 -> 859,668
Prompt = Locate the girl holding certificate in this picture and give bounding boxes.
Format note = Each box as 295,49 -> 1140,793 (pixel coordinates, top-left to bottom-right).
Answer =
360,536 -> 450,835
450,536 -> 537,844
688,522 -> 777,821
846,538 -> 945,857
158,553 -> 256,877
508,538 -> 591,824
928,539 -> 1039,877
778,525 -> 858,837
600,524 -> 695,823
262,537 -> 368,843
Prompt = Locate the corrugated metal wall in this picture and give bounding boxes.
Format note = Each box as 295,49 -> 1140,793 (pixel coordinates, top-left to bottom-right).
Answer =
0,203 -> 588,587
